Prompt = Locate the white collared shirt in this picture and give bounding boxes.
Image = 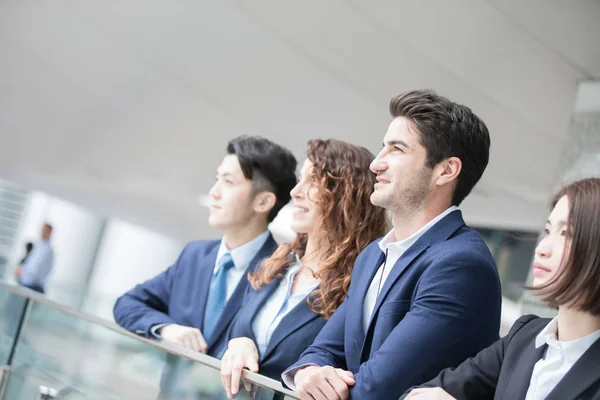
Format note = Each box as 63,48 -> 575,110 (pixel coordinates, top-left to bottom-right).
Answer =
251,262 -> 318,358
214,230 -> 270,301
525,318 -> 600,400
362,206 -> 459,334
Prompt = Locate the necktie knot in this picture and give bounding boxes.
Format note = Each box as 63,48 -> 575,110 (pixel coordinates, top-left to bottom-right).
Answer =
219,253 -> 235,273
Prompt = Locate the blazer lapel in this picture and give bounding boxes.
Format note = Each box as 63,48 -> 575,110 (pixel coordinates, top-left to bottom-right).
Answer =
501,343 -> 547,400
363,211 -> 466,339
261,291 -> 321,361
207,234 -> 278,346
241,277 -> 283,344
546,338 -> 600,400
196,242 -> 220,331
347,247 -> 384,356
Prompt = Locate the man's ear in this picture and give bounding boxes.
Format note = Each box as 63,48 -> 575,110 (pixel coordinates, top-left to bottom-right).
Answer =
253,192 -> 277,216
434,156 -> 462,187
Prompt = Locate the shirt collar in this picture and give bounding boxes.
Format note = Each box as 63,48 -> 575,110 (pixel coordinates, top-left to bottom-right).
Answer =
535,317 -> 558,348
535,317 -> 600,363
283,262 -> 319,296
378,206 -> 459,254
215,230 -> 270,272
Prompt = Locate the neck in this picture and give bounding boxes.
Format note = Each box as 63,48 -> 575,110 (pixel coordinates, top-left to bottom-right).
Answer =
556,306 -> 600,342
222,219 -> 268,250
302,232 -> 329,274
391,200 -> 452,241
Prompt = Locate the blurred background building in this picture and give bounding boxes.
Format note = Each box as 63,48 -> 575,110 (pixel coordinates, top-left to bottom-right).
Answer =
0,0 -> 599,327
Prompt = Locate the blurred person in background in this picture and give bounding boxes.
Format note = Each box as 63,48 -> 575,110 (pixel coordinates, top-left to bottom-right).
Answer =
402,178 -> 600,400
19,242 -> 34,265
218,139 -> 388,398
14,224 -> 54,294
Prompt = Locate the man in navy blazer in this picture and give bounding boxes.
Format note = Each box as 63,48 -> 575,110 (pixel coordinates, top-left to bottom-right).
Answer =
283,90 -> 502,399
113,136 -> 297,354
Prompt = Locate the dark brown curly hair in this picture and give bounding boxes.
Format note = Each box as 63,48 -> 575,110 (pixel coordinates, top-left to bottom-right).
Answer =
249,139 -> 389,319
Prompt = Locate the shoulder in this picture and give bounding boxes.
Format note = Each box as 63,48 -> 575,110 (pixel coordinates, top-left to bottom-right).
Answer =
176,239 -> 221,262
437,226 -> 491,256
181,239 -> 221,253
507,314 -> 550,339
425,227 -> 495,269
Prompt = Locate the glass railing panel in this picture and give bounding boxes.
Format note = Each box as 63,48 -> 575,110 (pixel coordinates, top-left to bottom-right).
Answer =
0,286 -> 28,365
0,284 -> 299,399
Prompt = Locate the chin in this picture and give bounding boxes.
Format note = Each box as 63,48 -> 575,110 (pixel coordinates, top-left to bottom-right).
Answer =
370,192 -> 387,207
290,222 -> 309,234
208,216 -> 223,229
532,277 -> 549,289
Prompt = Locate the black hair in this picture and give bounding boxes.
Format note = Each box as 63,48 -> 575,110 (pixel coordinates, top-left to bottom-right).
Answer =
227,136 -> 297,222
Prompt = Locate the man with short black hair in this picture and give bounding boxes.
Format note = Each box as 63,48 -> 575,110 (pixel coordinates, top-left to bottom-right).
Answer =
114,135 -> 297,354
284,90 -> 502,399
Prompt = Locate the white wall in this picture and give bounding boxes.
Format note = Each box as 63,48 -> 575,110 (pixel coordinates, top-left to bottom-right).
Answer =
10,191 -> 106,307
82,220 -> 184,321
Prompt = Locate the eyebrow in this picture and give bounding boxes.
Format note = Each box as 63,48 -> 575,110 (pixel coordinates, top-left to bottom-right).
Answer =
383,140 -> 410,149
546,219 -> 567,227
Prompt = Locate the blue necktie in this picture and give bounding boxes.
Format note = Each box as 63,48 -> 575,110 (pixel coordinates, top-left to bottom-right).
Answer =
203,253 -> 235,340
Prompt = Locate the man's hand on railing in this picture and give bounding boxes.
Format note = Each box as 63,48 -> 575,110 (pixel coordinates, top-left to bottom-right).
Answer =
404,387 -> 457,400
295,365 -> 355,400
157,324 -> 208,353
220,337 -> 259,398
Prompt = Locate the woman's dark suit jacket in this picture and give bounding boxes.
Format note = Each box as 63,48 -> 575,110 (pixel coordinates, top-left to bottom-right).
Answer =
401,314 -> 600,400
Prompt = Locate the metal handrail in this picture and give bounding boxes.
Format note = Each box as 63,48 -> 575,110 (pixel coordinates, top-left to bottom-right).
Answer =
0,281 -> 299,399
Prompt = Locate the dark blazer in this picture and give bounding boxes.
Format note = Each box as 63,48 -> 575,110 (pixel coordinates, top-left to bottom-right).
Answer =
285,210 -> 502,398
113,235 -> 278,351
213,276 -> 327,380
401,314 -> 600,400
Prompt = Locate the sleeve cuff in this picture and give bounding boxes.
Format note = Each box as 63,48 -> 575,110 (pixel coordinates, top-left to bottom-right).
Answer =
281,363 -> 319,390
150,323 -> 169,338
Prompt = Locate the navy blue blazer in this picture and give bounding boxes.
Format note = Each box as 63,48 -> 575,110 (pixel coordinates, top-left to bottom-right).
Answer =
212,275 -> 326,380
285,211 -> 502,398
113,234 -> 278,351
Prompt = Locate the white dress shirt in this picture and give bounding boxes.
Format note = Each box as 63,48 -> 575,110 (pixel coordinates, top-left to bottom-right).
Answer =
362,206 -> 458,333
525,318 -> 600,400
251,262 -> 318,358
214,230 -> 270,301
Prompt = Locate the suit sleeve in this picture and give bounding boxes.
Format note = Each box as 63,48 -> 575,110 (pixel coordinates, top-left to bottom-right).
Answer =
399,315 -> 538,400
113,243 -> 192,337
348,251 -> 502,399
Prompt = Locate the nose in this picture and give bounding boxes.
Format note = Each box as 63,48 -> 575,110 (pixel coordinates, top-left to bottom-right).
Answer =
370,150 -> 388,174
535,234 -> 552,259
290,181 -> 304,199
208,182 -> 221,200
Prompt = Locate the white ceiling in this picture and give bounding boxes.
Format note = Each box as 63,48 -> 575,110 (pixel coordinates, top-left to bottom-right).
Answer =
1,0 -> 599,240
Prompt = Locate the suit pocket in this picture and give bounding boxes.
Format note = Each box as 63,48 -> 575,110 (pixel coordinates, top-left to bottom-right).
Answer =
378,300 -> 411,317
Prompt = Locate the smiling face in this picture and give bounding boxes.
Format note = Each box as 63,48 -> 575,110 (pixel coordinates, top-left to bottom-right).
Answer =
369,117 -> 434,215
532,195 -> 571,288
289,159 -> 322,235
